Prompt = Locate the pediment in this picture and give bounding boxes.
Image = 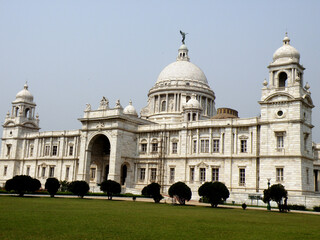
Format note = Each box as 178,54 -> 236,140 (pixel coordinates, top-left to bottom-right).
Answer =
264,93 -> 294,102
302,94 -> 314,106
3,121 -> 15,126
22,122 -> 37,128
196,161 -> 209,168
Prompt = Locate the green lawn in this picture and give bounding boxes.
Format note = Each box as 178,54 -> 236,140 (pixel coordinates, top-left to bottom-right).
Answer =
0,196 -> 319,240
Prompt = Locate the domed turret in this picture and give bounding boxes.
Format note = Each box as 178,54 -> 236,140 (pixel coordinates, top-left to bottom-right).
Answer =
123,100 -> 138,116
14,83 -> 34,103
184,94 -> 201,109
272,33 -> 300,65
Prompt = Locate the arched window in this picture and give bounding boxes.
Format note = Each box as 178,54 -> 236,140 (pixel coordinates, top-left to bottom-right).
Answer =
25,108 -> 30,118
15,107 -> 19,117
161,101 -> 166,111
279,72 -> 287,87
192,113 -> 197,121
188,113 -> 191,121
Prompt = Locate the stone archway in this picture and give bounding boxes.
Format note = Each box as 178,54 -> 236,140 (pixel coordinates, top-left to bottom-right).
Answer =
88,134 -> 111,185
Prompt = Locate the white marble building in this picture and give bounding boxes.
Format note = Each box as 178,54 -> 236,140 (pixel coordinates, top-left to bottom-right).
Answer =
1,34 -> 320,206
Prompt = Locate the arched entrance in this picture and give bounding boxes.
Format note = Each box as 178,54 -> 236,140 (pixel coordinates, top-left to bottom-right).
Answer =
88,134 -> 110,184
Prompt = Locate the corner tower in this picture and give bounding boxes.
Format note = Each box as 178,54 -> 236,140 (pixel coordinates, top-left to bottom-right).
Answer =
141,41 -> 216,123
259,34 -> 314,194
1,83 -> 40,160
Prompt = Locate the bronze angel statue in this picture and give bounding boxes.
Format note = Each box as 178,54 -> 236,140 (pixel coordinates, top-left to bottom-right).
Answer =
180,30 -> 188,44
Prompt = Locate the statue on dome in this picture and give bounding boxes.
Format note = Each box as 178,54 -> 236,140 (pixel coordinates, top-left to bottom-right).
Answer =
180,30 -> 188,44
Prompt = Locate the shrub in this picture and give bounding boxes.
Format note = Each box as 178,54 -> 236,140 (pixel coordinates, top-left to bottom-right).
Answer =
68,181 -> 89,198
168,182 -> 192,205
198,182 -> 230,208
45,178 -> 60,197
5,175 -> 41,197
100,180 -> 121,200
141,183 -> 163,203
313,206 -> 320,212
242,203 -> 247,210
287,204 -> 306,211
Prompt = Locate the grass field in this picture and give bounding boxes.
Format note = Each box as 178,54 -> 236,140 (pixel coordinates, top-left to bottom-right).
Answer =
1,196 -> 320,240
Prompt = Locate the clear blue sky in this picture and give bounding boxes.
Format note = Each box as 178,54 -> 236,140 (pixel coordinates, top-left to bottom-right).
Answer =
1,0 -> 320,141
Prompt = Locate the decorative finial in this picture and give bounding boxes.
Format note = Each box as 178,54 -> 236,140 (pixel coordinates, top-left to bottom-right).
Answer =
305,82 -> 310,90
24,81 -> 28,90
283,32 -> 290,45
263,78 -> 268,87
129,100 -> 132,105
180,30 -> 188,44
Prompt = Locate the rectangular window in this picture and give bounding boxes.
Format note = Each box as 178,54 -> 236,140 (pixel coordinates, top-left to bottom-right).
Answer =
69,146 -> 74,156
152,143 -> 158,152
200,140 -> 209,153
90,168 -> 96,180
193,140 -> 197,153
306,168 -> 309,184
44,146 -> 50,156
49,166 -> 55,177
170,168 -> 175,182
213,139 -> 219,152
172,142 -> 177,154
65,166 -> 70,180
30,147 -> 34,157
52,146 -> 58,156
141,143 -> 147,153
212,168 -> 219,182
276,168 -> 284,182
200,168 -> 206,182
42,167 -> 46,177
3,166 -> 7,176
26,166 -> 30,176
37,166 -> 40,177
150,168 -> 157,181
239,168 -> 246,186
190,167 -> 194,183
240,140 -> 247,153
139,168 -> 145,181
277,136 -> 284,148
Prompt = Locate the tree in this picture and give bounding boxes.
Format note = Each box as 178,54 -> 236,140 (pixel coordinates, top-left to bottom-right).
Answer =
45,178 -> 60,197
168,182 -> 192,205
263,184 -> 288,212
68,181 -> 89,198
5,175 -> 41,197
198,182 -> 230,207
59,180 -> 70,192
100,180 -> 121,200
141,182 -> 163,203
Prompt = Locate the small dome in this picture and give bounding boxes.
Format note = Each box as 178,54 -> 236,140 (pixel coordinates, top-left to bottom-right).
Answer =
272,33 -> 300,64
157,61 -> 208,84
179,44 -> 188,50
185,95 -> 201,109
123,100 -> 138,116
15,83 -> 34,103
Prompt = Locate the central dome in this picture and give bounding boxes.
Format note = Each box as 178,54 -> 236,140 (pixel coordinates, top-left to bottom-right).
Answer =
157,61 -> 208,84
